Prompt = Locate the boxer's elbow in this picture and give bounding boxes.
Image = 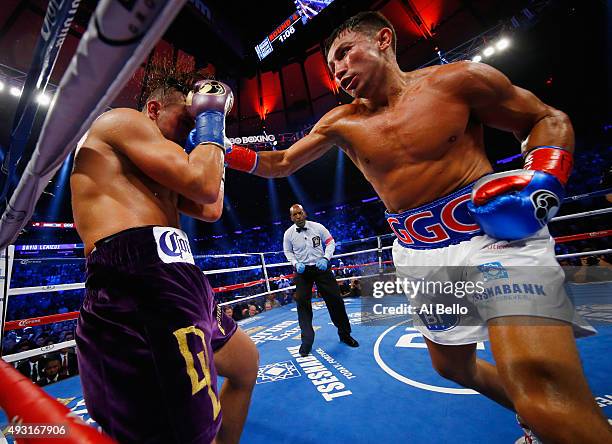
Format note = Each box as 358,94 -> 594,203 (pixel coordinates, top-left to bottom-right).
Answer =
542,108 -> 575,151
186,176 -> 220,204
201,203 -> 223,222
207,208 -> 223,222
547,108 -> 572,131
519,107 -> 575,153
200,180 -> 221,204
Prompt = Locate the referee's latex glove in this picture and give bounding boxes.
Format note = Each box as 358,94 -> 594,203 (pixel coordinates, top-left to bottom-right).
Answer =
295,263 -> 306,274
315,258 -> 329,271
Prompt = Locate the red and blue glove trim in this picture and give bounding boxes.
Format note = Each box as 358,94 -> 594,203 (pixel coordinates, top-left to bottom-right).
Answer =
467,145 -> 572,240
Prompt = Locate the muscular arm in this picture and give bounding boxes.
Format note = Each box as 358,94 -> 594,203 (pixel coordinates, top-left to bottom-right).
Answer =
456,62 -> 574,153
178,177 -> 224,222
252,106 -> 349,177
93,108 -> 224,204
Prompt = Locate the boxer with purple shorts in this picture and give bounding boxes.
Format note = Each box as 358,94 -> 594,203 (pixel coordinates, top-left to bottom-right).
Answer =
71,72 -> 258,444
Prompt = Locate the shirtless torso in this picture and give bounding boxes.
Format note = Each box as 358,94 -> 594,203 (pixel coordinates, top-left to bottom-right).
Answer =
253,62 -> 570,214
326,66 -> 492,213
71,105 -> 224,255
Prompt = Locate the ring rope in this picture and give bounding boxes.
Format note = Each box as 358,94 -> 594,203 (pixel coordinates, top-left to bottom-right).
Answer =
551,207 -> 612,222
203,264 -> 263,275
8,283 -> 85,296
554,229 -> 612,244
0,359 -> 117,443
3,339 -> 77,364
562,187 -> 612,202
4,313 -> 79,332
555,248 -> 612,260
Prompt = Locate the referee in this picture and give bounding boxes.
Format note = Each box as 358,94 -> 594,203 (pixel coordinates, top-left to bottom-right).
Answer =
283,204 -> 358,357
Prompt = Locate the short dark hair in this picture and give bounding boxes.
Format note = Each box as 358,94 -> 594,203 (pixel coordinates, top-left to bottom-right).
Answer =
324,11 -> 396,59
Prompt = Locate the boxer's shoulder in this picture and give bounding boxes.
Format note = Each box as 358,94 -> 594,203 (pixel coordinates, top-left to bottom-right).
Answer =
309,103 -> 359,145
89,108 -> 144,137
317,103 -> 360,128
95,107 -> 143,125
92,108 -> 159,146
420,61 -> 510,98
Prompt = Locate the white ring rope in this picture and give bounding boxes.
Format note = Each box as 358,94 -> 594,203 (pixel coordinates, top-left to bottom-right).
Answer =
551,207 -> 612,222
8,283 -> 84,296
203,264 -> 263,275
262,261 -> 292,269
555,249 -> 612,260
2,339 -> 76,363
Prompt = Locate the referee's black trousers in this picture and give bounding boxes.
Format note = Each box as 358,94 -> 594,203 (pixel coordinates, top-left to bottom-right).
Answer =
294,265 -> 351,347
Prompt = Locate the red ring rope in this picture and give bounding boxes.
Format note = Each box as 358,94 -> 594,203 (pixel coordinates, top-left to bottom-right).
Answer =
553,229 -> 611,244
0,359 -> 117,443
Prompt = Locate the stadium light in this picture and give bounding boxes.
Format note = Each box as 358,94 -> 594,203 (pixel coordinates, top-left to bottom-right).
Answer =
472,55 -> 482,63
496,38 -> 510,50
9,86 -> 21,97
0,81 -> 4,91
483,46 -> 495,57
37,93 -> 51,106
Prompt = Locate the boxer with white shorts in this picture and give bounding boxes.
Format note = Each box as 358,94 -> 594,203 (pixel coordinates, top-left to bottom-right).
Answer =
387,182 -> 595,345
221,11 -> 612,443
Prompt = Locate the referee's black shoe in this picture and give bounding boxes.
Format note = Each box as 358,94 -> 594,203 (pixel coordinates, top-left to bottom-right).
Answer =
339,334 -> 359,347
299,343 -> 312,357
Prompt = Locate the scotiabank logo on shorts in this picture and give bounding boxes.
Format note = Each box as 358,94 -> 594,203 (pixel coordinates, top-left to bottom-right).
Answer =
153,227 -> 194,265
374,320 -> 486,395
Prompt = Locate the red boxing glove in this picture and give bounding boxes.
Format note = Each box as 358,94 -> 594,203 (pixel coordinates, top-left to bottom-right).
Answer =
225,145 -> 258,173
523,145 -> 573,185
472,145 -> 573,206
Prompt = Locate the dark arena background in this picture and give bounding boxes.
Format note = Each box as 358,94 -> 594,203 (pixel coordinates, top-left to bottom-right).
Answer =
0,1 -> 610,443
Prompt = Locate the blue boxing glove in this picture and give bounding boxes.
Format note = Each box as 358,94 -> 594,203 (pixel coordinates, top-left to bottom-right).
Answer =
185,132 -> 232,155
184,128 -> 197,154
315,258 -> 329,271
295,263 -> 306,274
186,80 -> 234,152
468,146 -> 573,240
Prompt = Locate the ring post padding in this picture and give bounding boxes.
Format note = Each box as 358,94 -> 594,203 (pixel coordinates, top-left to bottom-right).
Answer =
0,246 -> 14,351
0,0 -> 187,249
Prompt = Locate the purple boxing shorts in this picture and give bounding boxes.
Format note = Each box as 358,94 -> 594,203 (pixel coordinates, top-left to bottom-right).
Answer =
76,226 -> 237,443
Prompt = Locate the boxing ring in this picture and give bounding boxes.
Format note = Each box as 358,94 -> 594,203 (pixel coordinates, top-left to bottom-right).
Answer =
0,0 -> 610,441
1,195 -> 611,442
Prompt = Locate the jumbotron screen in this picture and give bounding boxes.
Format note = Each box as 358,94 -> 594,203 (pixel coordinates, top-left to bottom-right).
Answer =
254,0 -> 336,61
294,0 -> 336,24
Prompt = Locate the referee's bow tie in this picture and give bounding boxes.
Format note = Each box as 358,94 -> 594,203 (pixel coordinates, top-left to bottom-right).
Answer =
296,226 -> 307,233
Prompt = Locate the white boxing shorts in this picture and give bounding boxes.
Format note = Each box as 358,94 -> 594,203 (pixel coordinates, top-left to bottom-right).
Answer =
386,182 -> 596,345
